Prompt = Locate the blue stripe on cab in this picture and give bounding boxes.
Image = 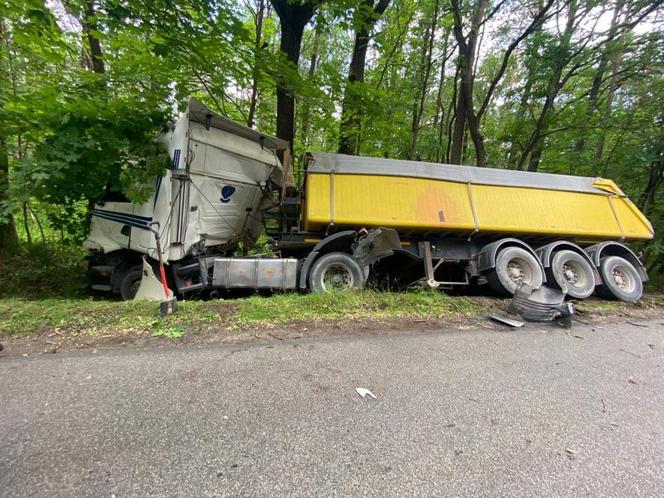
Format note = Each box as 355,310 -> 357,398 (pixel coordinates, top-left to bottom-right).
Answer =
92,209 -> 152,231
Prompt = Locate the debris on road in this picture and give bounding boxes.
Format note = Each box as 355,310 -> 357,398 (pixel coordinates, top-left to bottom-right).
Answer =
508,284 -> 574,328
565,448 -> 577,454
356,388 -> 377,399
626,321 -> 649,328
489,314 -> 524,328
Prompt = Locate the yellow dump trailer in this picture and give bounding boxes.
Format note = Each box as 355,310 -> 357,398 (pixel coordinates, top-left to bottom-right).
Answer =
303,153 -> 653,243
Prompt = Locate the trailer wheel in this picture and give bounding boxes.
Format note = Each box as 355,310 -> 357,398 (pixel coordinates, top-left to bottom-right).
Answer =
547,250 -> 595,299
119,265 -> 143,301
596,256 -> 643,302
487,246 -> 544,296
309,252 -> 365,293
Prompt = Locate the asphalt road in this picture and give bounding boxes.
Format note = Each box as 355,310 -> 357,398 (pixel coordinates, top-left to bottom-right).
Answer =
1,319 -> 663,497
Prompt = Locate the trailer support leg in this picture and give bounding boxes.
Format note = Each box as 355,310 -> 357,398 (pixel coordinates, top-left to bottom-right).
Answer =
419,242 -> 440,289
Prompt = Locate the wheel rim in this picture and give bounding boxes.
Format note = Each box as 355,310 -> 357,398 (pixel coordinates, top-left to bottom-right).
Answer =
506,257 -> 533,286
561,260 -> 590,289
611,265 -> 636,293
322,264 -> 354,291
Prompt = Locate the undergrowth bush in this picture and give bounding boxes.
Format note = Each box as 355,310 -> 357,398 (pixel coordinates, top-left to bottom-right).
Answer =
0,242 -> 87,299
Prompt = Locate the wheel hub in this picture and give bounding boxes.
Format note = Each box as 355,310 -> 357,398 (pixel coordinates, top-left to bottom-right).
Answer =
613,269 -> 626,288
507,262 -> 524,283
323,265 -> 353,291
563,264 -> 578,285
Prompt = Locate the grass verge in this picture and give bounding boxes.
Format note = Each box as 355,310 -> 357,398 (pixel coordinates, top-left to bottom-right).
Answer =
0,290 -> 483,339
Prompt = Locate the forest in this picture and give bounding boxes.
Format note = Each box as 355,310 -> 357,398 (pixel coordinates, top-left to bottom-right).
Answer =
0,0 -> 663,282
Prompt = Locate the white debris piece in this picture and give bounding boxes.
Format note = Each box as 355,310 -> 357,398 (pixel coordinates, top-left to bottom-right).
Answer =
356,388 -> 377,399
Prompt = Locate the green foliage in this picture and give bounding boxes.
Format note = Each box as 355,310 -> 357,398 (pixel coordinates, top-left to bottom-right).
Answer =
0,0 -> 662,282
23,92 -> 171,206
0,241 -> 87,299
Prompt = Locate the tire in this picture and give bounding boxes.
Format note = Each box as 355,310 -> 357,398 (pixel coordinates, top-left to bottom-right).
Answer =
547,250 -> 596,299
487,246 -> 544,296
119,265 -> 143,301
308,252 -> 365,293
595,256 -> 643,302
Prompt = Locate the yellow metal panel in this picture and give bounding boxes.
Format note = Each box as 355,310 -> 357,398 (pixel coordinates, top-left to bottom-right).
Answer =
610,197 -> 654,239
303,173 -> 331,231
303,172 -> 653,242
471,185 -> 621,238
332,174 -> 475,230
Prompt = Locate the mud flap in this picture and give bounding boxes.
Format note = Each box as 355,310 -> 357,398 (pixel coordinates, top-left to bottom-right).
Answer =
352,228 -> 402,268
134,258 -> 170,301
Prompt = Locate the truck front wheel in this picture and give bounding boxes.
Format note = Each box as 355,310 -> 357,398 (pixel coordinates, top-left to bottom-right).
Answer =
595,256 -> 643,302
309,252 -> 365,293
119,265 -> 143,301
487,246 -> 544,296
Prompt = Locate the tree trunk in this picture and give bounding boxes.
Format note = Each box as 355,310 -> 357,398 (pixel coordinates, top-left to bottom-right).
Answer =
409,0 -> 439,160
0,132 -> 18,255
338,0 -> 391,155
637,146 -> 664,213
434,33 -> 450,162
300,23 -> 321,148
518,0 -> 578,172
595,23 -> 626,162
247,0 -> 266,128
83,1 -> 105,74
506,76 -> 534,168
271,0 -> 318,149
0,15 -> 18,254
449,0 -> 486,165
574,0 -> 623,155
446,61 -> 460,163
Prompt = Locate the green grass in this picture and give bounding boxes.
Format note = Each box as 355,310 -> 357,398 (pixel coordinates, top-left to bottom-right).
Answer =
233,290 -> 481,327
0,297 -> 223,337
0,290 -> 483,339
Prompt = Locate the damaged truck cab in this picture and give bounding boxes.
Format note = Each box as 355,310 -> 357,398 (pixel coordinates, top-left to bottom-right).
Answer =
85,99 -> 653,303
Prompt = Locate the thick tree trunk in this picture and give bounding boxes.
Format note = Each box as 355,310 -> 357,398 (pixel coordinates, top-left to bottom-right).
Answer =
83,1 -> 105,74
449,82 -> 466,164
0,133 -> 18,255
434,33 -> 450,162
271,0 -> 318,149
299,24 -> 321,148
446,61 -> 460,163
338,0 -> 391,155
449,0 -> 486,165
0,16 -> 18,254
338,23 -> 371,155
247,0 -> 266,128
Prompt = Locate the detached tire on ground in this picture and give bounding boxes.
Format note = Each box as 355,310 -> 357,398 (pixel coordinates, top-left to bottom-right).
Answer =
547,250 -> 596,299
119,265 -> 143,301
309,252 -> 365,293
487,246 -> 544,296
595,256 -> 643,302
